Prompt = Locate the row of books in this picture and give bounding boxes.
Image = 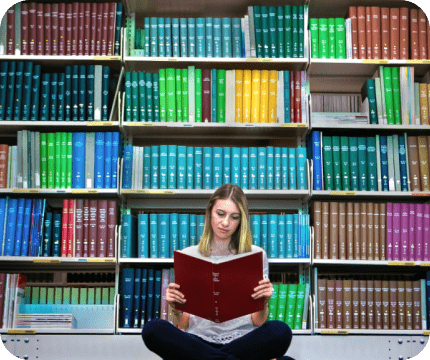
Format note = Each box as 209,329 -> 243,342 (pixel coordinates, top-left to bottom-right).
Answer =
309,18 -> 348,59
0,62 -> 113,121
0,2 -> 122,56
0,273 -> 26,329
127,5 -> 307,59
311,94 -> 362,114
310,132 -> 430,192
268,283 -> 310,330
0,132 -> 121,190
316,275 -> 430,330
122,145 -> 308,191
313,201 -> 430,261
15,314 -> 76,329
362,67 -> 430,126
124,68 -> 307,124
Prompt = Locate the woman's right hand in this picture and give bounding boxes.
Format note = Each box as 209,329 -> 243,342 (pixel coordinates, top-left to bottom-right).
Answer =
166,283 -> 186,309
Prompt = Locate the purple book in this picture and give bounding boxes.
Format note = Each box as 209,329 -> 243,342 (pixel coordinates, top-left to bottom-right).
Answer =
415,204 -> 424,262
386,203 -> 393,260
400,203 -> 409,261
423,204 -> 430,261
392,203 -> 401,261
409,204 -> 416,261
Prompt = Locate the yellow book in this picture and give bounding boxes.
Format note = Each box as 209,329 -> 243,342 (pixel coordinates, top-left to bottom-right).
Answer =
268,70 -> 278,123
420,83 -> 429,125
425,83 -> 430,125
243,70 -> 252,123
259,70 -> 269,123
235,70 -> 243,123
251,70 -> 260,123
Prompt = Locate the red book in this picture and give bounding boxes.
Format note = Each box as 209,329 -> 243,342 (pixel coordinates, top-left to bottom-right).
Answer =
84,3 -> 91,55
365,7 -> 372,60
89,200 -> 98,257
349,7 -> 359,59
58,3 -> 66,55
0,144 -> 8,189
410,9 -> 419,60
74,199 -> 84,257
72,2 -> 79,55
95,3 -> 103,56
357,7 -> 367,59
418,9 -> 428,60
390,8 -> 400,60
67,199 -> 75,257
29,3 -> 37,55
174,250 -> 264,323
107,200 -> 117,258
0,273 -> 5,328
295,71 -> 301,123
36,3 -> 44,55
101,2 -> 109,56
66,3 -> 72,55
107,2 -> 116,56
290,71 -> 295,123
371,7 -> 381,59
83,199 -> 90,257
61,199 -> 69,257
44,4 -> 51,56
21,3 -> 29,55
97,200 -> 108,257
51,4 -> 58,55
202,69 -> 211,122
7,6 -> 15,55
381,8 -> 390,60
400,8 -> 409,60
90,3 -> 97,55
78,2 -> 84,55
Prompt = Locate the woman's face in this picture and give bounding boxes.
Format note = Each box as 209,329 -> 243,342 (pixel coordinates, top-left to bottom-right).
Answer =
211,198 -> 241,243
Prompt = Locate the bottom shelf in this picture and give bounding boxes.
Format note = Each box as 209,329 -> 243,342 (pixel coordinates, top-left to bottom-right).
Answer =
316,328 -> 430,336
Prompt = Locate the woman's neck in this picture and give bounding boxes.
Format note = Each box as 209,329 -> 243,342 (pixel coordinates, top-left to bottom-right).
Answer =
210,240 -> 235,256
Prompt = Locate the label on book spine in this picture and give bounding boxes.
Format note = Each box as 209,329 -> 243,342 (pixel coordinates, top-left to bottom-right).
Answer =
87,258 -> 115,262
280,123 -> 307,128
126,123 -> 154,127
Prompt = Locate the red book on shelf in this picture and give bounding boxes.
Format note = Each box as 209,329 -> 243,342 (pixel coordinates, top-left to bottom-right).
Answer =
84,3 -> 91,55
349,7 -> 359,59
390,8 -> 400,60
44,4 -> 51,56
74,199 -> 84,257
67,199 -> 75,257
295,71 -> 302,123
97,200 -> 108,257
400,8 -> 409,60
71,2 -> 79,55
0,145 -> 8,189
107,2 -> 116,56
357,6 -> 367,59
365,7 -> 372,60
202,69 -> 211,122
78,2 -> 85,55
381,8 -> 390,60
418,9 -> 428,60
371,7 -> 381,59
90,3 -> 97,55
89,200 -> 98,257
36,3 -> 44,55
101,2 -> 109,56
61,199 -> 69,257
290,71 -> 295,123
65,3 -> 72,55
0,273 -> 5,328
6,6 -> 14,55
21,3 -> 29,55
58,3 -> 66,55
107,200 -> 117,258
28,3 -> 37,55
83,199 -> 90,257
410,9 -> 419,60
96,3 -> 103,56
51,3 -> 58,55
174,250 -> 264,323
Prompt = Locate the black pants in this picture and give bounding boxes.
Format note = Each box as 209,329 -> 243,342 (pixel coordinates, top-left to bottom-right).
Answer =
141,318 -> 293,360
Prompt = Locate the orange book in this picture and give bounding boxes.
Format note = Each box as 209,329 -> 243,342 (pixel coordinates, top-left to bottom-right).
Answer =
381,8 -> 390,60
371,7 -> 381,59
357,7 -> 367,59
366,7 -> 373,59
418,9 -> 428,60
349,7 -> 359,59
390,8 -> 400,60
400,8 -> 409,60
410,9 -> 419,60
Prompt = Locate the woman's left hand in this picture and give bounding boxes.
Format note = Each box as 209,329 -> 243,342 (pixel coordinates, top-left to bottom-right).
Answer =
251,278 -> 273,305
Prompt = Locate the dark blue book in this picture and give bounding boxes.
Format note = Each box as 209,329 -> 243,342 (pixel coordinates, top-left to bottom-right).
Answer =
149,213 -> 158,258
379,135 -> 389,191
398,136 -> 409,191
158,213 -> 169,258
95,132 -> 105,188
138,214 -> 149,258
104,132 -> 112,189
177,146 -> 187,189
170,213 -> 179,257
111,132 -> 120,189
57,73 -> 65,121
122,144 -> 133,189
21,62 -> 33,121
206,18 -> 213,57
154,269 -> 162,319
4,198 -> 18,256
172,18 -> 180,57
102,66 -> 110,121
30,199 -> 44,257
86,66 -> 94,121
39,73 -> 50,121
50,73 -> 58,121
133,268 -> 141,328
232,18 -> 242,58
42,211 -> 53,257
72,65 -> 79,121
179,213 -> 189,249
78,66 -> 86,121
13,198 -> 25,256
164,18 -> 172,57
0,61 -> 8,120
140,268 -> 148,326
20,199 -> 32,257
221,18 -> 232,58
150,145 -> 159,189
72,132 -> 86,189
146,268 -> 155,322
311,131 -> 322,190
188,18 -> 196,57
121,268 -> 134,328
5,61 -> 16,120
203,147 -> 212,189
51,212 -> 62,257
114,3 -> 123,56
180,18 -> 188,57
152,73 -> 159,122
13,62 -> 24,120
64,66 -> 72,121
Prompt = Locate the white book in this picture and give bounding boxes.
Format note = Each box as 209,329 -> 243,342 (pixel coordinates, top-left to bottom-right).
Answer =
7,146 -> 12,188
345,18 -> 352,59
393,135 -> 401,191
243,16 -> 251,59
387,135 -> 395,191
226,70 -> 235,123
301,72 -> 307,124
7,274 -> 17,329
13,146 -> 18,189
277,71 -> 284,123
409,67 -> 415,124
188,66 -> 195,123
400,67 -> 408,124
376,135 -> 382,191
247,6 -> 256,58
373,67 -> 387,124
2,274 -> 10,328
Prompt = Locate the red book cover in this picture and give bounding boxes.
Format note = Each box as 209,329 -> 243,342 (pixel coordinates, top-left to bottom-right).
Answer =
0,144 -> 8,189
101,2 -> 109,56
290,71 -> 295,123
365,7 -> 372,60
96,3 -> 103,56
107,2 -> 116,56
97,200 -> 108,257
66,4 -> 72,55
295,71 -> 301,123
44,4 -> 51,56
400,8 -> 409,60
0,273 -> 5,328
418,9 -> 428,60
67,199 -> 75,257
78,2 -> 84,55
89,200 -> 98,257
29,3 -> 37,55
84,3 -> 91,55
90,3 -> 97,55
357,7 -> 367,59
349,7 -> 359,59
202,69 -> 211,122
72,2 -> 79,55
107,200 -> 117,258
83,199 -> 90,257
410,9 -> 419,60
51,4 -> 58,55
61,199 -> 69,257
390,8 -> 400,60
36,3 -> 44,55
174,250 -> 264,323
58,3 -> 66,55
74,199 -> 84,257
381,8 -> 390,60
7,6 -> 15,55
371,7 -> 381,59
21,3 -> 29,55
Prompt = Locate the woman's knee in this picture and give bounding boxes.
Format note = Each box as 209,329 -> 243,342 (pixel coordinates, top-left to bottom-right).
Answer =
264,321 -> 293,349
141,318 -> 169,343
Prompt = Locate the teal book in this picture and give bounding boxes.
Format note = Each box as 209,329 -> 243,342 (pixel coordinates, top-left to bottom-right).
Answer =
232,18 -> 242,58
131,72 -> 139,121
153,73 -> 160,122
332,136 -> 342,190
40,73 -> 50,121
366,79 -> 378,124
298,6 -> 305,58
253,6 -> 263,58
261,7 -> 270,58
72,65 -> 79,121
367,137 -> 378,191
357,137 -> 367,191
349,137 -> 359,191
78,66 -> 85,121
13,62 -> 23,120
222,18 -> 232,58
168,145 -> 177,189
288,148 -> 296,190
86,66 -> 94,121
196,18 -> 206,57
213,18 -> 222,57
284,6 -> 292,58
124,72 -> 132,122
21,61 -> 33,121
340,136 -> 350,190
144,17 -> 150,56
277,7 -> 284,58
268,7 -> 277,58
292,6 -> 299,58
180,18 -> 188,56
150,17 -> 158,56
157,18 -> 165,57
172,18 -> 180,57
146,72 -> 153,122
64,66 -> 71,121
50,73 -> 58,121
206,17 -> 213,57
5,61 -> 15,120
139,72 -> 147,122
0,62 -> 7,120
188,18 -> 196,57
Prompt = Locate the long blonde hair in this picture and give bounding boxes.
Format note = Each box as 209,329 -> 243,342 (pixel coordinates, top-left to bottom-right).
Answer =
198,184 -> 252,256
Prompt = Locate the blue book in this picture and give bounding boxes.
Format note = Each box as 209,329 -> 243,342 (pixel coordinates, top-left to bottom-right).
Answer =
177,146 -> 187,189
42,211 -> 53,257
267,214 -> 277,258
94,132 -> 105,188
232,18 -> 242,58
51,212 -> 62,257
203,147 -> 213,189
168,145 -> 177,189
213,18 -> 222,57
64,66 -> 72,121
249,147 -> 258,190
398,136 -> 408,191
261,214 -> 268,254
5,61 -> 16,120
251,214 -> 261,246
122,144 -> 133,189
172,18 -> 180,57
170,213 -> 179,257
274,148 -> 282,190
188,18 -> 196,57
164,18 -> 172,56
13,62 -> 24,120
221,18 -> 232,57
21,62 -> 33,121
143,146 -> 151,189
179,18 -> 188,57
159,145 -> 168,189
189,214 -> 197,246
211,69 -> 217,120
311,131 -> 322,190
146,268 -> 155,321
72,132 -> 86,189
278,214 -> 286,258
114,3 -> 123,56
145,72 -> 153,122
281,148 -> 289,189
266,146 -> 274,190
293,214 -> 299,258
206,18 -> 214,57
57,73 -> 65,121
20,199 -> 32,257
196,18 -> 206,57
179,213 -> 190,249
194,147 -> 203,189
144,18 -> 151,57
231,147 -> 241,187
186,147 -> 194,189
241,147 -> 249,189
223,147 -> 231,185
213,147 -> 223,188
286,214 -> 294,258
4,198 -> 17,256
121,212 -> 135,258
120,268 -> 134,328
157,18 -> 165,57
158,213 -> 170,258
154,270 -> 162,319
297,147 -> 307,190
151,146 -> 159,189
72,66 -> 79,121
78,66 -> 86,121
133,268 -> 142,328
13,198 -> 25,256
138,214 -> 149,258
86,65 -> 95,121
150,213 -> 158,258
40,73 -> 50,121
102,67 -> 110,121
197,215 -> 205,242
288,148 -> 297,189
379,135 -> 389,191
0,62 -> 8,120
140,268 -> 148,325
150,17 -> 158,56
284,71 -> 290,123
111,132 -> 120,189
104,132 -> 112,189
258,147 -> 267,189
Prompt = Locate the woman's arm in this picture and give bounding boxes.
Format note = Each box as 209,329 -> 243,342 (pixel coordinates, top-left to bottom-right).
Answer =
251,278 -> 272,327
172,310 -> 191,330
167,283 -> 190,330
251,303 -> 269,327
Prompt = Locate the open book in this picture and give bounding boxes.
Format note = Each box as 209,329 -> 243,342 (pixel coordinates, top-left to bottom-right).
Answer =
174,250 -> 265,323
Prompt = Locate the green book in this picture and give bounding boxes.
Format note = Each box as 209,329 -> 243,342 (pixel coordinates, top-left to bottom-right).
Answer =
293,283 -> 307,330
335,18 -> 346,59
39,287 -> 47,305
328,18 -> 336,59
153,73 -> 160,122
285,284 -> 298,326
47,132 -> 55,189
284,6 -> 292,58
357,137 -> 368,191
24,287 -> 31,305
291,6 -> 299,58
367,137 -> 378,191
124,72 -> 132,122
276,284 -> 288,322
268,7 -> 277,58
66,133 -> 73,188
102,288 -> 109,305
216,69 -> 226,123
55,132 -> 61,188
55,287 -> 63,304
175,68 -> 182,122
95,287 -> 102,305
383,67 -> 394,124
391,67 -> 402,125
159,69 -> 166,122
332,136 -> 342,190
31,287 -> 40,304
340,136 -> 350,190
195,68 -> 202,122
40,133 -> 48,189
131,72 -> 139,121
364,79 -> 378,124
80,287 -> 87,305
71,288 -> 79,304
60,132 -> 67,188
145,72 -> 153,122
261,7 -> 270,58
318,18 -> 328,59
166,68 -> 176,122
47,288 -> 55,305
349,137 -> 359,191
277,7 -> 284,58
63,288 -> 71,305
322,136 -> 334,190
254,6 -> 263,58
298,6 -> 304,58
87,288 -> 95,305
309,18 -> 319,58
268,283 -> 279,321
109,287 -> 115,305
138,72 -> 146,122
181,68 -> 189,122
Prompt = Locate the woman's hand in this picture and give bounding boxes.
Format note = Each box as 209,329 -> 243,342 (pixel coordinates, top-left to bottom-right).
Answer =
166,283 -> 186,310
251,278 -> 273,305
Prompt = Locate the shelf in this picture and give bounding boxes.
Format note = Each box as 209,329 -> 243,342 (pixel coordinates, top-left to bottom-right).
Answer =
116,327 -> 313,335
311,190 -> 430,199
0,189 -> 120,197
0,121 -> 120,134
315,329 -> 430,336
313,259 -> 430,267
310,123 -> 430,134
1,329 -> 115,334
118,258 -> 311,264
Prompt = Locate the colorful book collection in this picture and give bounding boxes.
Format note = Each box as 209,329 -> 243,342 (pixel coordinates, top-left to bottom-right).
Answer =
0,62 -> 113,121
0,273 -> 26,328
312,201 -> 430,261
126,5 -> 307,59
316,274 -> 430,330
0,2 -> 123,56
124,69 -> 307,124
122,145 -> 308,191
310,131 -> 430,192
311,94 -> 362,113
268,282 -> 310,330
309,18 -> 348,59
0,132 -> 120,190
